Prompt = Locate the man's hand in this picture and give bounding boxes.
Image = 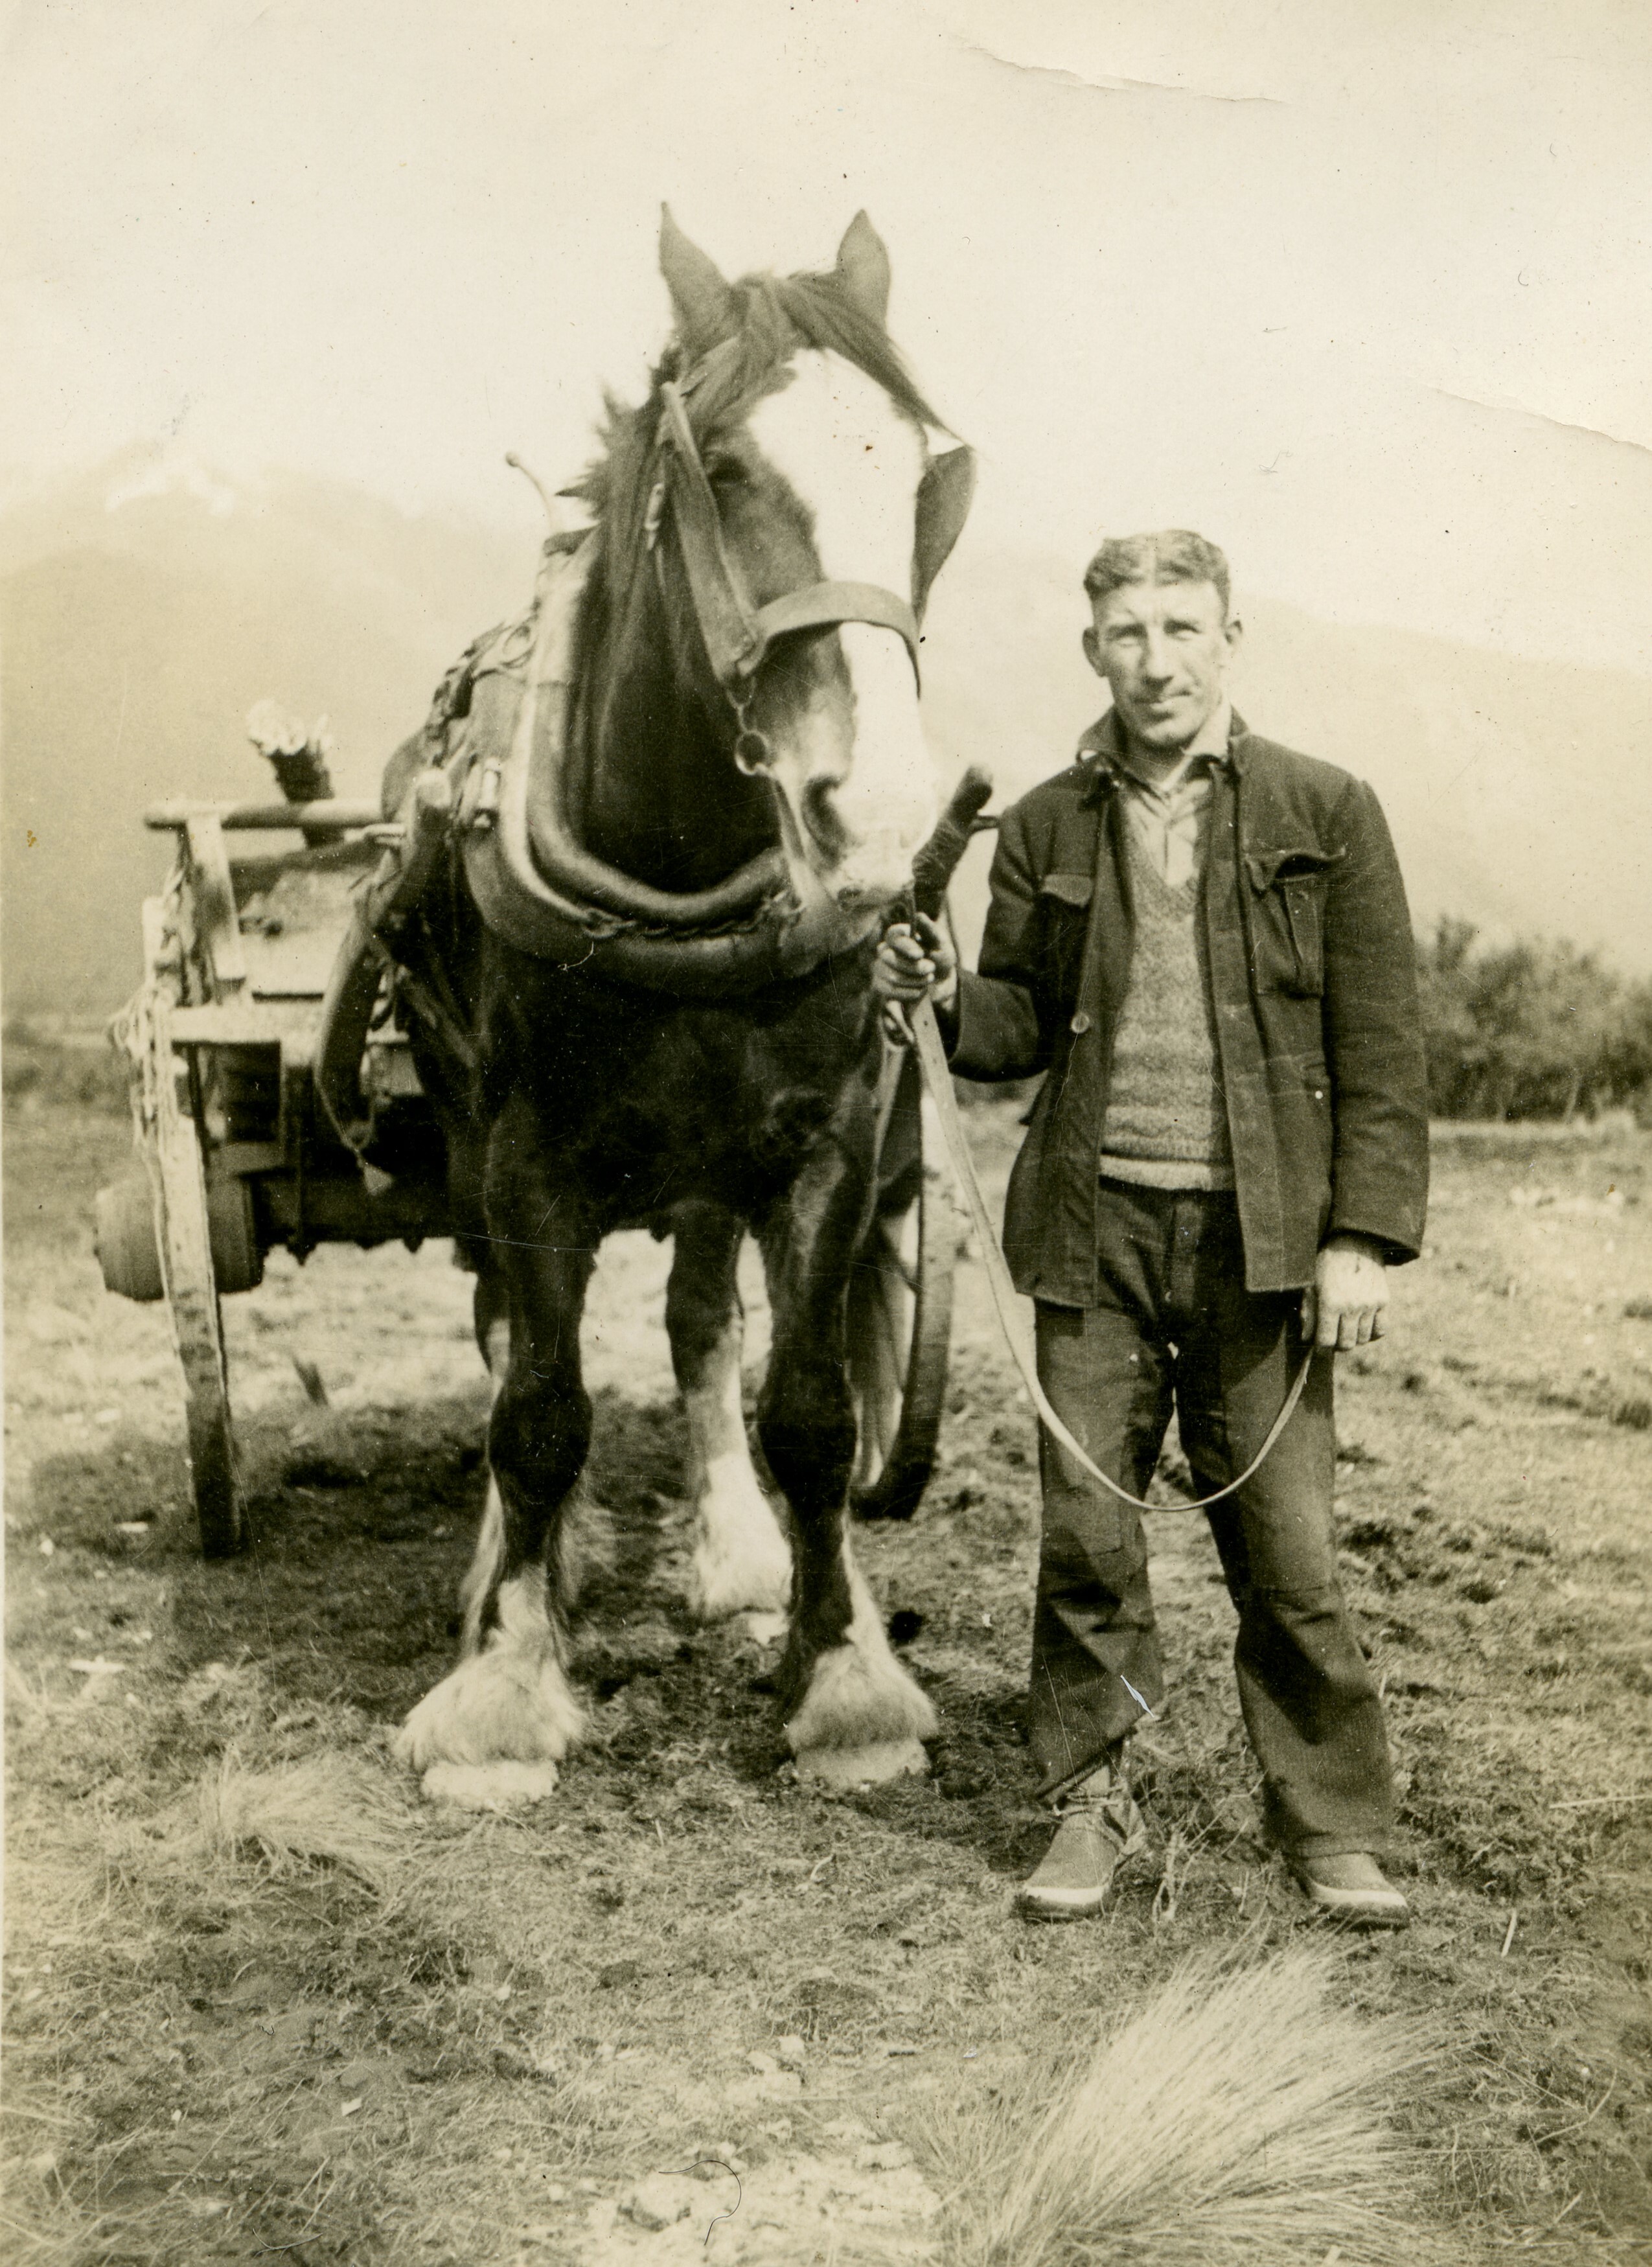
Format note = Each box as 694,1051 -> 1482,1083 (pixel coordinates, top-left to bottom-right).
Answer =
872,915 -> 958,1044
1301,1234 -> 1390,1351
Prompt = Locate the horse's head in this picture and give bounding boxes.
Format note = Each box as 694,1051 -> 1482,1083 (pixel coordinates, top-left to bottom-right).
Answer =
650,210 -> 974,919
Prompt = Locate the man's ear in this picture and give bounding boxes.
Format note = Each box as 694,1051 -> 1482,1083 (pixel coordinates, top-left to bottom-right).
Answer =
1222,614 -> 1245,662
1081,623 -> 1104,678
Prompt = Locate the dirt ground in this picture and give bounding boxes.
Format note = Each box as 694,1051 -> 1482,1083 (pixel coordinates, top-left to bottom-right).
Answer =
5,1050 -> 1651,2264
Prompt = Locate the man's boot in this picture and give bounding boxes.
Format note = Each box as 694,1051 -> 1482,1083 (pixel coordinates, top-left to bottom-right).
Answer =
1289,1852 -> 1410,1929
1015,1749 -> 1147,1922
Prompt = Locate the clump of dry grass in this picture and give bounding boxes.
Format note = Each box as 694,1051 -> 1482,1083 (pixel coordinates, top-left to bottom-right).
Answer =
932,1947 -> 1439,2267
115,1749 -> 412,1898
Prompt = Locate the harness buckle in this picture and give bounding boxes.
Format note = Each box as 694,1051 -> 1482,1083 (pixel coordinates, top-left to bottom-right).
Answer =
471,761 -> 503,833
730,689 -> 773,775
643,481 -> 666,551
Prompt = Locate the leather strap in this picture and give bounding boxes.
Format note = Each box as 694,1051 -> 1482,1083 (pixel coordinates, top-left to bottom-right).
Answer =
750,581 -> 919,680
658,382 -> 764,685
908,996 -> 1316,1515
913,443 -> 976,616
514,536 -> 787,926
658,380 -> 923,693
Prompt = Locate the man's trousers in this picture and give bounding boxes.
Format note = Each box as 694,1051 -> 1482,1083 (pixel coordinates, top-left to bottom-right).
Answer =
1029,1180 -> 1395,1861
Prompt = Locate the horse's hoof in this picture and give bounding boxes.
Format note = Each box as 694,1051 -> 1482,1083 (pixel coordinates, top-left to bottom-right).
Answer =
393,1616 -> 584,1776
419,1760 -> 560,1811
688,1507 -> 793,1623
793,1738 -> 929,1789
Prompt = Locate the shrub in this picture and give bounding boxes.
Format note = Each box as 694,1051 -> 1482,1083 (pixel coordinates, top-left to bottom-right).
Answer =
1417,918 -> 1652,1121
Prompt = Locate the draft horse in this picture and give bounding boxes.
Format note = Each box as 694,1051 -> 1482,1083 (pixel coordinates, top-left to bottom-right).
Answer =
387,211 -> 976,1806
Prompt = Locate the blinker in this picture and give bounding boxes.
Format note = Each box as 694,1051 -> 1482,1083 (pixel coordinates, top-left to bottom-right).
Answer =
653,375 -> 975,713
913,444 -> 976,617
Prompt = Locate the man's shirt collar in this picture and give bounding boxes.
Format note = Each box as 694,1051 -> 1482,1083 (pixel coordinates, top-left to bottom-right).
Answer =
1078,705 -> 1248,801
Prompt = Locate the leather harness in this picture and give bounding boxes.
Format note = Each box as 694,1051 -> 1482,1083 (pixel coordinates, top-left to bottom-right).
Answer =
317,340 -> 978,1145
648,375 -> 928,726
492,345 -> 973,968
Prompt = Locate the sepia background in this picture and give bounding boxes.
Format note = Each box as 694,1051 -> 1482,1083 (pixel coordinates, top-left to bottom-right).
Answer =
5,7 -> 1651,2264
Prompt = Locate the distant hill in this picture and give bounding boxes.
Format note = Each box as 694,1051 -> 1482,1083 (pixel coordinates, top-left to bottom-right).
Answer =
2,457 -> 533,1018
5,460 -> 1649,1018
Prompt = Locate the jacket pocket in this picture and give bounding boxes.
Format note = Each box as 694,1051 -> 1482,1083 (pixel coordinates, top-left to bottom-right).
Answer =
1036,871 -> 1094,1001
1245,846 -> 1341,997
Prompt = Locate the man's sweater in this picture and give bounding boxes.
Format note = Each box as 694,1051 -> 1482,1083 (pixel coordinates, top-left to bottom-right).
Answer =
1097,827 -> 1234,1190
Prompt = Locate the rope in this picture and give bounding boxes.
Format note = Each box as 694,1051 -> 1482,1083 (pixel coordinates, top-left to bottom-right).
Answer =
907,996 -> 1316,1515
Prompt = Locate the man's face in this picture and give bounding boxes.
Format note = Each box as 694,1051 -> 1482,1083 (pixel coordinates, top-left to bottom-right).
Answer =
1082,578 -> 1241,754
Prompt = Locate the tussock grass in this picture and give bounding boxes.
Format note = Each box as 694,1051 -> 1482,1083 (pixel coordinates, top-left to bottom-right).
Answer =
932,1948 -> 1438,2267
0,2201 -> 103,2267
115,1749 -> 411,1898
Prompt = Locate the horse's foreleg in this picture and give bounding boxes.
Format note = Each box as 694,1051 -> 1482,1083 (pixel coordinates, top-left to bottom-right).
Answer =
472,1250 -> 512,1384
667,1199 -> 792,1623
455,1254 -> 512,1638
395,1101 -> 592,1808
759,1144 -> 936,1788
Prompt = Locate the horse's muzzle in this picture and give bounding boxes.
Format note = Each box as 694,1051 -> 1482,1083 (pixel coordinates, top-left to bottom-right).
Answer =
830,838 -> 923,915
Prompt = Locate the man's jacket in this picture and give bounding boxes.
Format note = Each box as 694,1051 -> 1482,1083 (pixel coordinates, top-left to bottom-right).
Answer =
946,716 -> 1429,1300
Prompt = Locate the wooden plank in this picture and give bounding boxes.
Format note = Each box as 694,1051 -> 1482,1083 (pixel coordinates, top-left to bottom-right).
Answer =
144,980 -> 244,1554
170,1002 -> 315,1046
183,815 -> 247,995
146,798 -> 385,833
240,927 -> 350,1000
214,1142 -> 286,1177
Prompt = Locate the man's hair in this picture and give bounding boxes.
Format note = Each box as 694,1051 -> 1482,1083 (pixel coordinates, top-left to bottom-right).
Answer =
1083,530 -> 1231,619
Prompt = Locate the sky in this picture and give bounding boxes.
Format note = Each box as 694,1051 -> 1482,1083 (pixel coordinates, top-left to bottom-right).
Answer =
5,0 -> 1652,676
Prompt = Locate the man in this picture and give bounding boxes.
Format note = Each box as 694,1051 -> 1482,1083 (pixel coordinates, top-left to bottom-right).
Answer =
875,530 -> 1428,1928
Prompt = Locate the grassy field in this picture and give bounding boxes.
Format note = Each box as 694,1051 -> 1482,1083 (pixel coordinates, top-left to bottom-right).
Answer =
5,1055 -> 1651,2264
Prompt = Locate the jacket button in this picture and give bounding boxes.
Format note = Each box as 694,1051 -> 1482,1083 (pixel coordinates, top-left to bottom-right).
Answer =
1070,1011 -> 1092,1035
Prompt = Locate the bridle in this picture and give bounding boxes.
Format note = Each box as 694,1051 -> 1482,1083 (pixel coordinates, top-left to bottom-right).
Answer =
643,367 -> 974,772
476,339 -> 977,990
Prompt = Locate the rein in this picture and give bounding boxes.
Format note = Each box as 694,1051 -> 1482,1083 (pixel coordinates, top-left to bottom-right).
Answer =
906,996 -> 1316,1515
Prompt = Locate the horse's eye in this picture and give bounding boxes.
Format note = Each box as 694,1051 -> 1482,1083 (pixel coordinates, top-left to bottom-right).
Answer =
704,452 -> 743,489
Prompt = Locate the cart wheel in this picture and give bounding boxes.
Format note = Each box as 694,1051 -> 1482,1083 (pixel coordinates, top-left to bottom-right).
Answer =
849,1053 -> 961,1521
145,998 -> 244,1556
95,1167 -> 166,1302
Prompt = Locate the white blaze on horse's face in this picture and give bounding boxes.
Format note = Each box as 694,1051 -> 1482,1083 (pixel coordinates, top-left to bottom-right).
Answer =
746,351 -> 938,912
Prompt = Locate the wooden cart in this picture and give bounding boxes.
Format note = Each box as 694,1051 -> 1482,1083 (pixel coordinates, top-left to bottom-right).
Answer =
95,752 -> 965,1553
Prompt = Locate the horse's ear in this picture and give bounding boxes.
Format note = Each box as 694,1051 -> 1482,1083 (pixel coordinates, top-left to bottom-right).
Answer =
835,211 -> 891,325
660,205 -> 736,355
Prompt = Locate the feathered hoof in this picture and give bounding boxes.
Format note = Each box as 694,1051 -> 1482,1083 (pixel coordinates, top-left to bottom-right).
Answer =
419,1760 -> 560,1810
393,1637 -> 582,1780
687,1491 -> 794,1622
783,1632 -> 938,1771
794,1737 -> 929,1789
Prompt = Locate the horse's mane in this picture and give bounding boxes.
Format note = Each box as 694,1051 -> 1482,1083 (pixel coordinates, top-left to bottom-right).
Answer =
573,268 -> 945,562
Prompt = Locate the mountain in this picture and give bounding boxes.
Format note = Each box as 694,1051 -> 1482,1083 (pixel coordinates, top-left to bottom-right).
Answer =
2,455 -> 533,1020
5,462 -> 1649,1020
